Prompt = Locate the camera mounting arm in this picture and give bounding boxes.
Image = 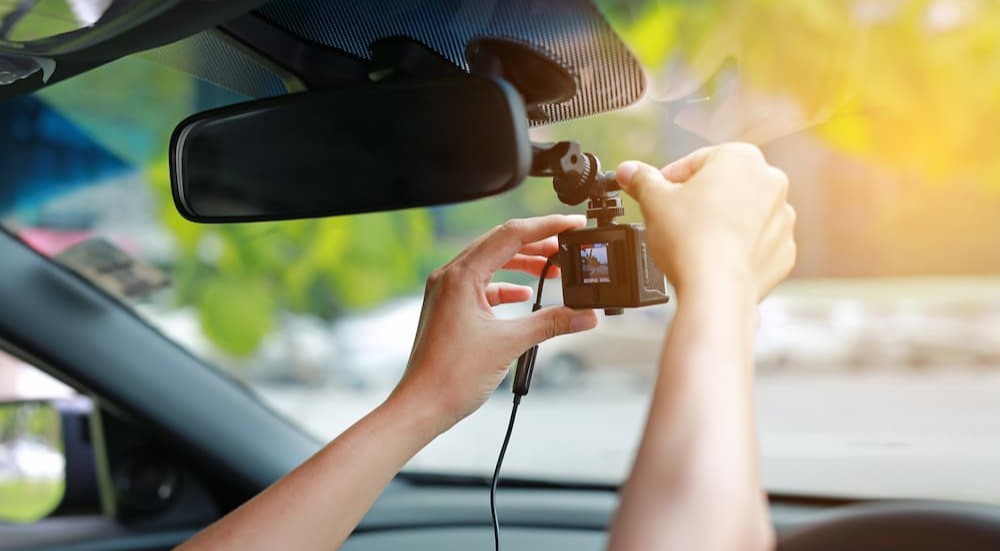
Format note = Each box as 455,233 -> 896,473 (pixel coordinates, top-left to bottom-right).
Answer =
531,141 -> 623,226
530,141 -> 618,205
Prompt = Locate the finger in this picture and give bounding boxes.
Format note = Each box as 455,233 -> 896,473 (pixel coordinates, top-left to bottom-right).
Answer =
662,142 -> 765,183
518,235 -> 560,257
484,282 -> 534,306
616,161 -> 679,204
752,200 -> 796,264
503,306 -> 599,352
768,165 -> 790,204
659,145 -> 721,182
502,254 -> 562,278
757,239 -> 797,302
752,206 -> 797,301
461,214 -> 586,275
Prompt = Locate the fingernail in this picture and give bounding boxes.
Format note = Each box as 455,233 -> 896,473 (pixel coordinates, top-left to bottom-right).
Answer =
616,161 -> 639,187
570,313 -> 594,332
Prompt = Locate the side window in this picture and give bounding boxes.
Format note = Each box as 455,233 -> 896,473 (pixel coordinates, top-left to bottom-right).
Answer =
0,348 -> 86,524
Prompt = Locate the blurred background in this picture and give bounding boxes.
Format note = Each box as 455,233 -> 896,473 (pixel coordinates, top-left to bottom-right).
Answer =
2,0 -> 1000,522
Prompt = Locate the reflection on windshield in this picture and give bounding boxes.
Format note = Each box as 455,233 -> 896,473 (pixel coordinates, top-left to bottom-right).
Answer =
1,0 -> 119,43
1,1 -> 1000,503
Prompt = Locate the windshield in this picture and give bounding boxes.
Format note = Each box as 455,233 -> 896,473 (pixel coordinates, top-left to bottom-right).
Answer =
2,0 -> 1000,504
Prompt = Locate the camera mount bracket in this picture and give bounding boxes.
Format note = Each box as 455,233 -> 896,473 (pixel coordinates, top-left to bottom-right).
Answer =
586,193 -> 625,227
530,140 -> 622,226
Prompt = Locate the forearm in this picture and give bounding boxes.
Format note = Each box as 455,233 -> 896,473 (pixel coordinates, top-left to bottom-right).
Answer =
175,214 -> 599,551
609,274 -> 773,551
177,388 -> 446,551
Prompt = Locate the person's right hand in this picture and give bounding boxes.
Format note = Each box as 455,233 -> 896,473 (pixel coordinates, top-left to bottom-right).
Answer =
616,143 -> 796,302
391,215 -> 598,432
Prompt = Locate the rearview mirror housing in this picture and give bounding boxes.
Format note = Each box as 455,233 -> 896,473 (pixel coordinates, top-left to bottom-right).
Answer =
169,75 -> 532,222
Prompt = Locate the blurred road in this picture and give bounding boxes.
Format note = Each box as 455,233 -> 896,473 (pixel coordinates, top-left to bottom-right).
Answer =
257,369 -> 1000,504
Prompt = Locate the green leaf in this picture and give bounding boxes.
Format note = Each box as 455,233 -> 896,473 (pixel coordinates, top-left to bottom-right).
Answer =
197,276 -> 275,357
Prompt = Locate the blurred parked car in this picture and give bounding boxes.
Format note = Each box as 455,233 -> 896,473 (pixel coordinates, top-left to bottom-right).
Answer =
139,307 -> 337,384
251,314 -> 339,384
330,292 -> 676,391
754,297 -> 867,372
329,297 -> 423,390
532,304 -> 674,386
970,309 -> 1000,365
888,302 -> 978,368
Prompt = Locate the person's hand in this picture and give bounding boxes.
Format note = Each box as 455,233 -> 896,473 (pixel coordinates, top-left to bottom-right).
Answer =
390,215 -> 599,431
616,143 -> 796,302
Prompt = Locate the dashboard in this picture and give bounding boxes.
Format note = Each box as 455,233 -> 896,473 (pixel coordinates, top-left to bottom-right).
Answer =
348,486 -> 1000,551
7,479 -> 1000,550
345,527 -> 605,550
345,486 -> 830,550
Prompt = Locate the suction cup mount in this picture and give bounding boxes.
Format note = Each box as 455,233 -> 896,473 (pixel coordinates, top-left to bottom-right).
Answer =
466,37 -> 577,122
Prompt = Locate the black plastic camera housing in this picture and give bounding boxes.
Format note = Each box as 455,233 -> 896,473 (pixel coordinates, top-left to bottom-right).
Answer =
558,223 -> 669,315
530,139 -> 669,315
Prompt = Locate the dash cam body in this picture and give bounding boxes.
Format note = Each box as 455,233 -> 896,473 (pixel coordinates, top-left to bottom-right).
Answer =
558,223 -> 669,314
530,140 -> 670,315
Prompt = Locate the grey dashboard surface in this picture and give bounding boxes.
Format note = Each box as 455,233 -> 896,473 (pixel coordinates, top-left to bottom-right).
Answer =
356,485 -> 836,536
353,486 -> 1000,550
359,487 -> 618,531
343,527 -> 606,551
346,500 -> 1000,551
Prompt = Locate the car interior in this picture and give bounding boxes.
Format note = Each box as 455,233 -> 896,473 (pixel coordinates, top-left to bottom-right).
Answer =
2,1 -> 1000,550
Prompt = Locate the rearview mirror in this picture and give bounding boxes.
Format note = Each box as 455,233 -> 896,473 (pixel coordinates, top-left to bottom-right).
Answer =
170,76 -> 531,222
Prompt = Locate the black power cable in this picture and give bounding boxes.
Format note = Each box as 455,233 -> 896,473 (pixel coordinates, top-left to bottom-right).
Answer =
491,255 -> 558,551
490,394 -> 521,551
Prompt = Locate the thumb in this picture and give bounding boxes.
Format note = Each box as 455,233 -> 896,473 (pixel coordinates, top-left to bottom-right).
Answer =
660,145 -> 720,183
509,306 -> 598,352
616,161 -> 678,204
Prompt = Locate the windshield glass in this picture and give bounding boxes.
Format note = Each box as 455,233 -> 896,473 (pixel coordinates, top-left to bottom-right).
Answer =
2,0 -> 1000,504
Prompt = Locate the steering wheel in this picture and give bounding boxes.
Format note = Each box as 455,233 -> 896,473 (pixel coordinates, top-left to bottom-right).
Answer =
778,501 -> 1000,551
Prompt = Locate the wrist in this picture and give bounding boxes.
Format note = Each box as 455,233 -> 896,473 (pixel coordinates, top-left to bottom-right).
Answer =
382,382 -> 456,440
672,265 -> 758,330
673,261 -> 755,302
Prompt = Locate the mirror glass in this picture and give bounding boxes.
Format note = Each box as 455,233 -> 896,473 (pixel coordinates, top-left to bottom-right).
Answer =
0,401 -> 64,523
170,76 -> 531,223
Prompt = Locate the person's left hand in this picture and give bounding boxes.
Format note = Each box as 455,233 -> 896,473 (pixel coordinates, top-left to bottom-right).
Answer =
390,215 -> 599,431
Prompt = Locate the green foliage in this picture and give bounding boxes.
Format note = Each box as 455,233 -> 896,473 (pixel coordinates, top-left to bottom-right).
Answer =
0,403 -> 60,446
0,479 -> 65,524
4,0 -> 78,43
38,57 -> 196,166
149,162 -> 438,357
0,403 -> 64,523
0,408 -> 10,436
32,1 -> 1000,357
197,276 -> 275,357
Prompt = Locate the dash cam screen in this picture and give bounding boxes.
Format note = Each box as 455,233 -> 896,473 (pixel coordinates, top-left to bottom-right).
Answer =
580,242 -> 611,284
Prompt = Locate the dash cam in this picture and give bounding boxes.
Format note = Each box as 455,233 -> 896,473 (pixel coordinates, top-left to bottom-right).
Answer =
531,141 -> 669,315
558,223 -> 667,315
